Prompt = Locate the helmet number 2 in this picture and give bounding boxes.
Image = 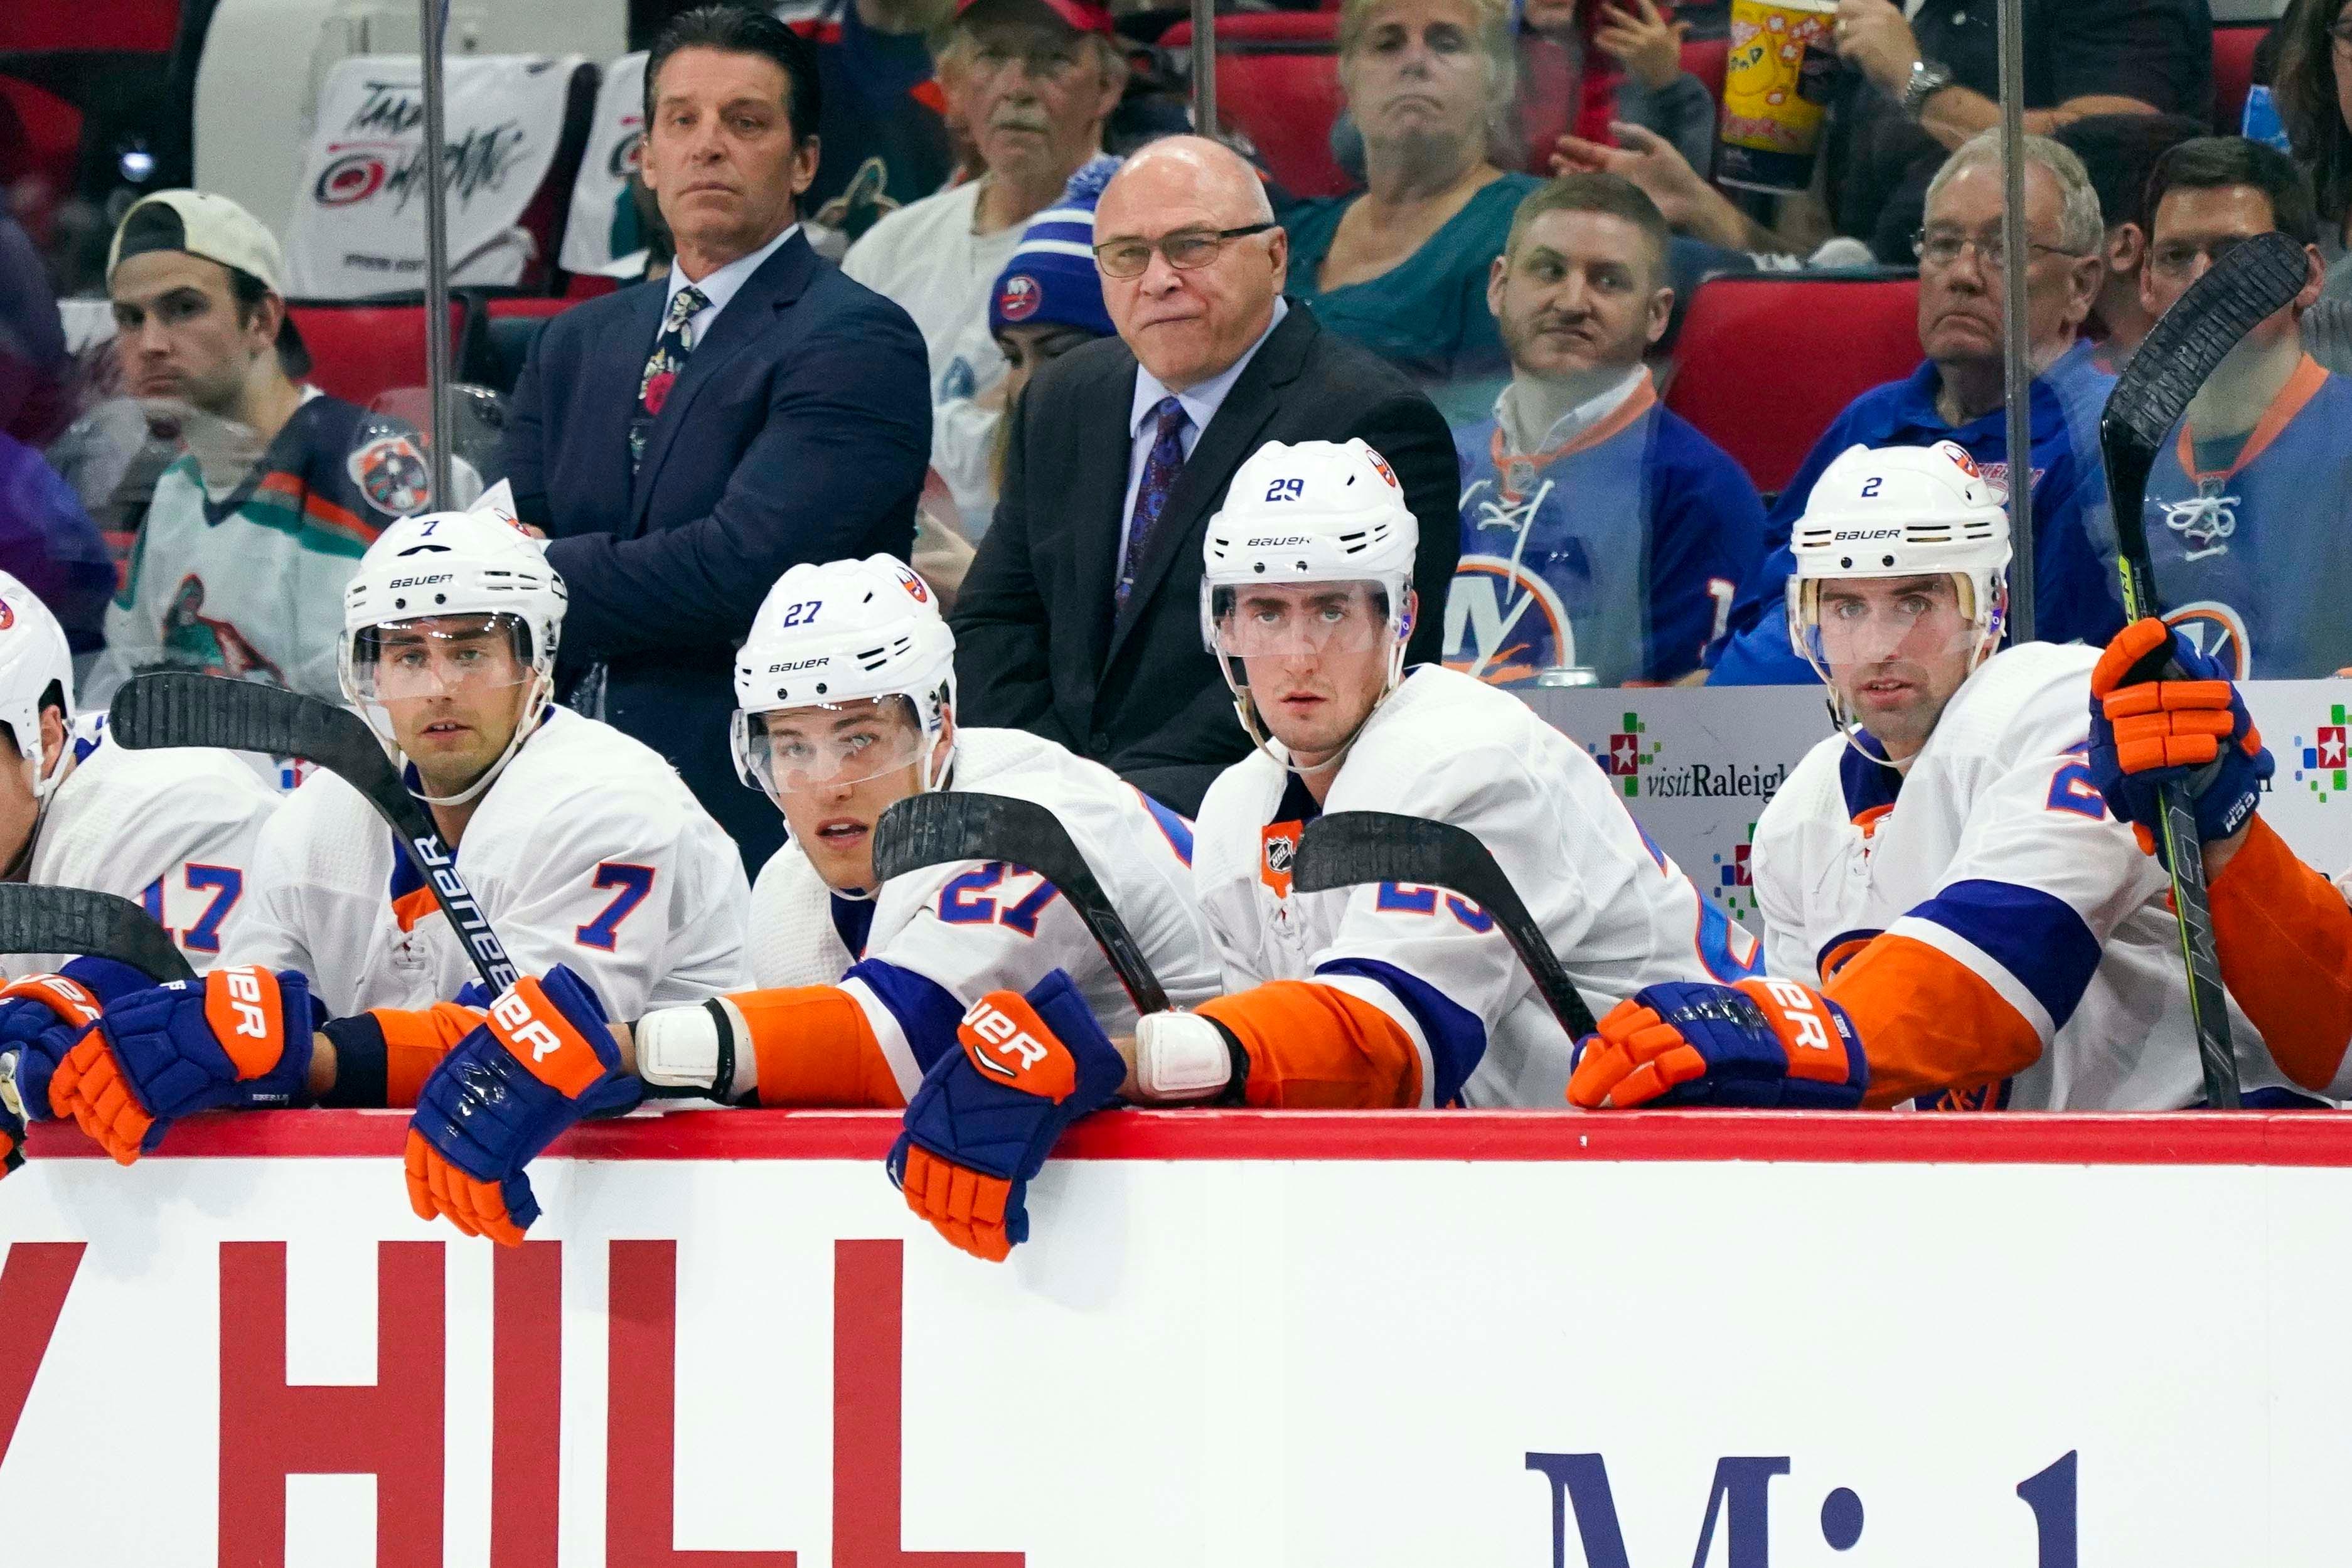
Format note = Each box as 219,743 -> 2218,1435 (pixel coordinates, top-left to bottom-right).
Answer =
1263,478 -> 1305,503
1859,477 -> 1883,497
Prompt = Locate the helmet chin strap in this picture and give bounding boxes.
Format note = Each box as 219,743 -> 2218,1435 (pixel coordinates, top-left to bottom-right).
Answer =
1802,573 -> 2007,769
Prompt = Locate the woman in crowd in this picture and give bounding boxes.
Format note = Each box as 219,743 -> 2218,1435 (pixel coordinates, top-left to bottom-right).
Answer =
2275,0 -> 2352,369
1280,0 -> 1540,403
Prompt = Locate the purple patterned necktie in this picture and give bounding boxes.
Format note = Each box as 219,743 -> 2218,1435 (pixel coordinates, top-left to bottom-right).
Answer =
1118,395 -> 1190,608
631,283 -> 709,476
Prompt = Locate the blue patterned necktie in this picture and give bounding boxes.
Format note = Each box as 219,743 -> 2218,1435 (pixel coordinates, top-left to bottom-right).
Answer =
1118,395 -> 1190,609
631,283 -> 709,476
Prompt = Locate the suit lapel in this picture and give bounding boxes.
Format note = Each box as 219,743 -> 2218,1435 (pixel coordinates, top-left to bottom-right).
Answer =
629,232 -> 820,529
1104,307 -> 1314,665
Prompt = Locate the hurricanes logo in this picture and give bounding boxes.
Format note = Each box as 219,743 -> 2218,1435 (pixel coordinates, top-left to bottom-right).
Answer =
2294,701 -> 2351,803
1444,555 -> 1576,686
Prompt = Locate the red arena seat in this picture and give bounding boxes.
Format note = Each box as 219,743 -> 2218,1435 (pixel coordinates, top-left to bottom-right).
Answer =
1663,274 -> 1922,496
2212,24 -> 2264,136
286,302 -> 468,409
1165,14 -> 1351,198
1681,35 -> 1729,105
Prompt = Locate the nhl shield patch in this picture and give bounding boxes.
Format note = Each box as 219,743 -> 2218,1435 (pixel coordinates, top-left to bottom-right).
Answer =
1261,819 -> 1302,899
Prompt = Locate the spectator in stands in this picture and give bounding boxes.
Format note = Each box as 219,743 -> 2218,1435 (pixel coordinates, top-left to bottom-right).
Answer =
1280,0 -> 1541,406
846,0 -> 1125,519
87,190 -> 399,703
933,154 -> 1120,528
2273,0 -> 2352,370
951,136 -> 1460,813
1709,131 -> 2121,685
788,0 -> 960,242
1827,0 -> 2214,263
2053,113 -> 2210,367
500,6 -> 929,868
1450,173 -> 1763,686
0,213 -> 71,447
2127,136 -> 2351,679
1534,0 -> 1717,176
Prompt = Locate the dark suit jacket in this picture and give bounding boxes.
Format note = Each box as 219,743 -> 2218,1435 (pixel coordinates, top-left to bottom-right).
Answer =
951,302 -> 1459,816
500,229 -> 930,868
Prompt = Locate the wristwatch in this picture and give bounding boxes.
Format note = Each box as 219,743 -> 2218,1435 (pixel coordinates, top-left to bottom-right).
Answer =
1900,58 -> 1957,119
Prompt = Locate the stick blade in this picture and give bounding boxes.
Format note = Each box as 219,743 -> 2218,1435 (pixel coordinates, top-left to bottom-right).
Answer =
0,886 -> 195,984
2102,232 -> 2308,457
107,671 -> 379,769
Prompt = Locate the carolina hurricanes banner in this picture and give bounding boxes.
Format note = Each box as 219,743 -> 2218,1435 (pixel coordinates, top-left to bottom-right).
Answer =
560,52 -> 648,277
1,1111 -> 2349,1564
287,53 -> 591,297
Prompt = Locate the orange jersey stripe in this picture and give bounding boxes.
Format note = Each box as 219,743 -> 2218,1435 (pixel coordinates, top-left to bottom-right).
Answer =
1197,980 -> 1424,1109
1825,933 -> 2041,1108
2208,814 -> 2352,1094
374,1001 -> 490,1107
390,885 -> 440,933
735,986 -> 906,1109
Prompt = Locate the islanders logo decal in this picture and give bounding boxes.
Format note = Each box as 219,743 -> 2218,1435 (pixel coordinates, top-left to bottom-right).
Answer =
1442,556 -> 1574,686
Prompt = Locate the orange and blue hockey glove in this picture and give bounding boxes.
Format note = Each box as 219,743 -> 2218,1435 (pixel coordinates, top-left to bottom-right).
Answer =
47,966 -> 324,1163
0,957 -> 156,1132
887,969 -> 1126,1262
0,1048 -> 25,1176
2088,617 -> 2272,864
405,966 -> 643,1247
1567,977 -> 1867,1110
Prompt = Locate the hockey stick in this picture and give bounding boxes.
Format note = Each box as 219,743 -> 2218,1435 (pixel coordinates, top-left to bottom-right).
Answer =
1293,811 -> 1598,1040
871,791 -> 1171,1015
106,673 -> 518,993
0,886 -> 195,984
2099,229 -> 2308,1111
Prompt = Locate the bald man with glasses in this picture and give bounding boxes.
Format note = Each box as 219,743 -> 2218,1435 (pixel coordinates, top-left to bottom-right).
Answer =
950,134 -> 1460,815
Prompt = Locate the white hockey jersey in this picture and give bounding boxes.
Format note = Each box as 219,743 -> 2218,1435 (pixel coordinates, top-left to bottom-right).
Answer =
1750,641 -> 2301,1110
225,706 -> 749,1016
10,716 -> 281,976
746,727 -> 1221,1096
1194,665 -> 1761,1107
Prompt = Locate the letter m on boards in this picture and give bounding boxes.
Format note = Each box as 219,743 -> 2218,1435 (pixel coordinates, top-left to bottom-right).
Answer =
1527,1453 -> 1787,1568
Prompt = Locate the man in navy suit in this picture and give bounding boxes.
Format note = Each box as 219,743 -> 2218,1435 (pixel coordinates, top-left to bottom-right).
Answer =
500,6 -> 930,869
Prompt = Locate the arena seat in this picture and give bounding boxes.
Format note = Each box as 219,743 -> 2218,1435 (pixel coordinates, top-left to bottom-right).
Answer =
1164,14 -> 1351,198
2212,23 -> 2264,137
0,0 -> 179,53
287,302 -> 469,409
1662,274 -> 1922,496
1681,35 -> 1728,105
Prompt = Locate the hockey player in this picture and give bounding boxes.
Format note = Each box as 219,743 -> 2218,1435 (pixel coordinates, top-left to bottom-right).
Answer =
1566,441 -> 2309,1113
400,554 -> 1222,1247
0,572 -> 282,1173
2085,616 -> 2352,1099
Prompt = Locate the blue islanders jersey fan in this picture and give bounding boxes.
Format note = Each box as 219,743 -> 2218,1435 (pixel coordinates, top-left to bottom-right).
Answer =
2137,355 -> 2352,678
1448,370 -> 1765,686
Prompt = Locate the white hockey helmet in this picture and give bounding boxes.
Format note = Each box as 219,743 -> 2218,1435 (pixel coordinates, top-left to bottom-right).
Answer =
1787,441 -> 2012,736
730,555 -> 958,800
0,574 -> 73,801
1200,438 -> 1418,768
338,479 -> 567,805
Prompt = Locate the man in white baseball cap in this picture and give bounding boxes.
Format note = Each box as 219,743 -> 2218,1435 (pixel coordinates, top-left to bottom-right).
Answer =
90,190 -> 446,705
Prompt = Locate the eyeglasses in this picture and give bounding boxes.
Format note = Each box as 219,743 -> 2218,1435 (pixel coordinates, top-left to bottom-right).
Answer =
1912,229 -> 2086,271
1094,223 -> 1276,280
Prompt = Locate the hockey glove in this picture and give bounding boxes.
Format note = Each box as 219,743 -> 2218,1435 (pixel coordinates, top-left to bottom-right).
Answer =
0,957 -> 156,1125
0,1048 -> 25,1176
405,966 -> 643,1247
48,966 -> 324,1163
1567,977 -> 1867,1110
887,969 -> 1126,1262
2089,617 -> 2272,864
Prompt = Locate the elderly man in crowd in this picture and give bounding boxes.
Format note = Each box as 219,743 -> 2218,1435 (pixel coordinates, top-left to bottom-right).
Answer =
951,135 -> 1460,814
498,5 -> 929,870
1709,131 -> 2122,685
1450,172 -> 1763,688
845,0 -> 1124,520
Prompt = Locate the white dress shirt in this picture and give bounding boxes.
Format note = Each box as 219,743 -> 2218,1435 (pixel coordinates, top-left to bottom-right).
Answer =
663,223 -> 801,344
1118,297 -> 1290,568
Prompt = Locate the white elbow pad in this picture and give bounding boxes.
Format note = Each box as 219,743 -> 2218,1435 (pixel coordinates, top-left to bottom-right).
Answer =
634,996 -> 757,1102
1135,1010 -> 1237,1103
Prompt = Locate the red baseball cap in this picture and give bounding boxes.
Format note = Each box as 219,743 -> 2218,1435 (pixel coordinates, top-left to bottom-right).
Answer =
955,0 -> 1116,38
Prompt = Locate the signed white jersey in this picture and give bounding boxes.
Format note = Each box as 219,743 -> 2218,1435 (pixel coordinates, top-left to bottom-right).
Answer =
1751,641 -> 2298,1109
225,706 -> 749,1016
747,727 -> 1221,1096
1194,665 -> 1761,1108
12,716 -> 281,976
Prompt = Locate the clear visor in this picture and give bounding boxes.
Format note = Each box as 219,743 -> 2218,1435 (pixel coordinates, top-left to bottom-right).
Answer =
732,695 -> 927,799
1209,579 -> 1397,659
1790,573 -> 1987,680
350,613 -> 535,703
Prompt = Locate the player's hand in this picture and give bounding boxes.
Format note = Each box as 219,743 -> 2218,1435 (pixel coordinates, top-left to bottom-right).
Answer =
887,970 -> 1126,1262
1567,977 -> 1868,1110
2088,617 -> 2272,864
0,957 -> 156,1126
405,966 -> 643,1247
48,966 -> 324,1163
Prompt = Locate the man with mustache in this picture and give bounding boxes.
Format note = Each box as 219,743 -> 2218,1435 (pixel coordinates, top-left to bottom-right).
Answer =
1708,130 -> 2124,686
844,0 -> 1125,521
1449,173 -> 1763,688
